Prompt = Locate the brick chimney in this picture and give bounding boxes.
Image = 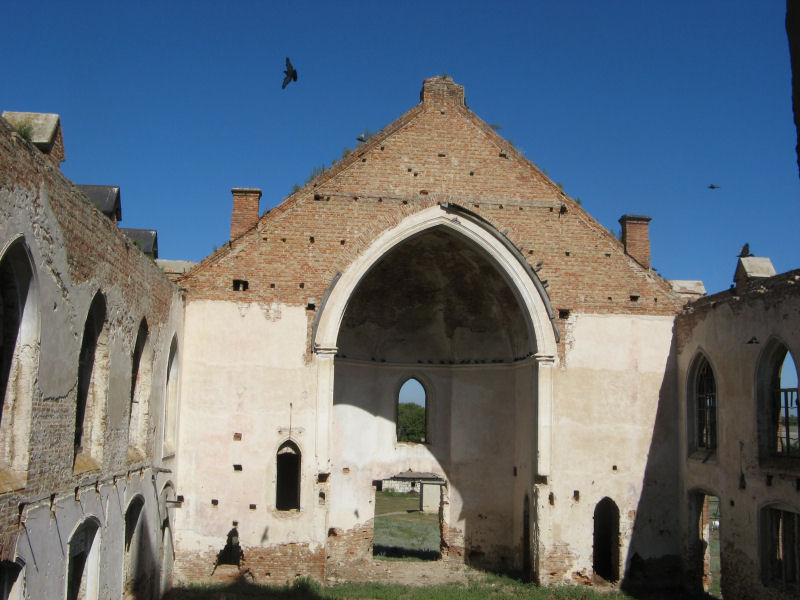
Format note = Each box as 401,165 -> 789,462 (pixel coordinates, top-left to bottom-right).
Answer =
619,214 -> 652,269
230,188 -> 261,240
420,76 -> 465,107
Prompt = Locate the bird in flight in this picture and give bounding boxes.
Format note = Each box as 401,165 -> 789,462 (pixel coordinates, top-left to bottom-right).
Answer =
738,243 -> 752,258
708,184 -> 720,189
282,57 -> 297,89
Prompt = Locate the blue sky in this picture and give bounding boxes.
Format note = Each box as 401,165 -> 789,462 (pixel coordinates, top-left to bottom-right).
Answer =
2,1 -> 798,294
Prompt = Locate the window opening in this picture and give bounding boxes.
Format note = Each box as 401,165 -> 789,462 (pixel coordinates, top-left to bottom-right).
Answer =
163,337 -> 179,455
762,506 -> 799,591
276,441 -> 300,510
75,294 -> 108,468
128,320 -> 152,457
123,497 -> 145,596
397,378 -> 426,443
690,492 -> 722,597
695,357 -> 717,451
0,561 -> 23,600
593,497 -> 620,583
777,352 -> 799,456
67,520 -> 100,600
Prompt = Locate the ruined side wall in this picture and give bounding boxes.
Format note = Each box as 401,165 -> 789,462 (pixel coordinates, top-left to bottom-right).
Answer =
539,313 -> 678,586
0,116 -> 183,598
677,275 -> 800,600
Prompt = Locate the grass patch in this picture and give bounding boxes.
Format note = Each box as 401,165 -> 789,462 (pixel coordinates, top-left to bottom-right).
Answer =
373,491 -> 439,560
165,577 -> 650,600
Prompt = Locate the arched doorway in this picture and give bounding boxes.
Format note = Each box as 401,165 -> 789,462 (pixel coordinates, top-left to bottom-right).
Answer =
319,207 -> 558,574
593,497 -> 620,583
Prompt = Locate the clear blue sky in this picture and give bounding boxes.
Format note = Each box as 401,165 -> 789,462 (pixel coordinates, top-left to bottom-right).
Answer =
3,1 -> 798,295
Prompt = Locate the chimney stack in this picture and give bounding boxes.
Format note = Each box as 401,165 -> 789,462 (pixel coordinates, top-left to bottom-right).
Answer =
420,76 -> 465,107
619,214 -> 652,269
230,188 -> 261,240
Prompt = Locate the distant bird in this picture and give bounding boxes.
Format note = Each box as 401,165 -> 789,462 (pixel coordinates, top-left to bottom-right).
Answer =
282,57 -> 297,89
708,184 -> 720,190
356,130 -> 370,143
738,243 -> 752,258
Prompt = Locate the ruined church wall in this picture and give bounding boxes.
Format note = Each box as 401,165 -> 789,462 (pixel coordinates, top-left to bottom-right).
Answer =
538,313 -> 679,585
0,116 -> 183,597
173,299 -> 328,585
677,275 -> 800,600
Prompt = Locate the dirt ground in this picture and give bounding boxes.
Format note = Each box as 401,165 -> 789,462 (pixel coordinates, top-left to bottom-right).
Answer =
325,556 -> 484,587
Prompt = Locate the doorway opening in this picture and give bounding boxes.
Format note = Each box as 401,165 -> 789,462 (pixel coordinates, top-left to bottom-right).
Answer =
690,492 -> 722,597
593,497 -> 620,583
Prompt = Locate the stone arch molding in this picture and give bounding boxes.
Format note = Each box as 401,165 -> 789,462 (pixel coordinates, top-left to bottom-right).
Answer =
311,204 -> 558,476
313,204 -> 558,357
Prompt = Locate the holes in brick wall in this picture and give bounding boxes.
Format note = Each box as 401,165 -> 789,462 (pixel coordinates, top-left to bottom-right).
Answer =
380,145 -> 384,150
612,465 -> 617,470
559,309 -> 570,320
233,280 -> 249,291
342,467 -> 350,474
340,240 -> 346,245
317,473 -> 329,484
548,492 -> 555,506
573,490 -> 580,502
629,295 -> 639,302
565,251 -> 571,256
281,237 -> 286,242
528,250 -> 534,255
498,204 -> 503,209
402,200 -> 408,205
407,168 -> 412,172
233,464 -> 242,471
469,171 -> 474,176
233,432 -> 242,441
413,172 -> 418,177
309,236 -> 315,243
299,283 -> 305,289
607,296 -> 613,302
420,190 -> 428,195
318,491 -> 326,505
605,252 -> 611,257
249,504 -> 257,510
438,152 -> 446,157
361,158 -> 366,162
211,499 -> 218,506
499,151 -> 508,158
306,303 -> 316,311
473,203 -> 480,209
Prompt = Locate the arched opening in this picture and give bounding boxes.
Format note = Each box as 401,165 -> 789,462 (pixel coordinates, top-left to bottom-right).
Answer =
0,239 -> 37,486
760,503 -> 799,592
688,354 -> 717,454
689,491 -> 722,597
593,497 -> 620,583
159,483 -> 176,597
758,341 -> 800,458
397,378 -> 427,443
128,320 -> 153,459
0,560 -> 24,600
75,293 -> 108,471
329,218 -> 550,573
123,496 -> 147,598
66,519 -> 100,600
276,441 -> 301,511
163,337 -> 179,456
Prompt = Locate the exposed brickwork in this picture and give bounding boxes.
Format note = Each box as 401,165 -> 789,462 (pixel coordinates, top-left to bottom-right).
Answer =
0,113 -> 180,568
230,188 -> 262,241
619,214 -> 651,269
181,77 -> 682,362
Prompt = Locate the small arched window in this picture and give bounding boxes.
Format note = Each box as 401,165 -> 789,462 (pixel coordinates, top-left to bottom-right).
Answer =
758,341 -> 799,458
397,378 -> 427,443
123,496 -> 145,595
67,519 -> 100,600
276,441 -> 300,511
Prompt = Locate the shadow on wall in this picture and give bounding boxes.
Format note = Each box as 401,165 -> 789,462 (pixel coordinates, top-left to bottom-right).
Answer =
621,331 -> 682,595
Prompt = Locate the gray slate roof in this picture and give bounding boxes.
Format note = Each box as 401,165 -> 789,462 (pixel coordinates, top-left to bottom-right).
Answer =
76,185 -> 122,222
121,228 -> 158,258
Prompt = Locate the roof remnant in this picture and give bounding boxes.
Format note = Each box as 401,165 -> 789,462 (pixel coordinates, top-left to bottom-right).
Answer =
76,184 -> 122,222
2,111 -> 65,164
121,228 -> 158,259
668,280 -> 706,300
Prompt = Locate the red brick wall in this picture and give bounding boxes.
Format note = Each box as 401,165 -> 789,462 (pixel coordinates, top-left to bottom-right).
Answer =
181,77 -> 683,360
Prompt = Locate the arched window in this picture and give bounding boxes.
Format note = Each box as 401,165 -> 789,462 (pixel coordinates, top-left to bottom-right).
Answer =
0,560 -> 24,600
689,355 -> 716,453
276,441 -> 300,511
397,378 -> 427,443
67,519 -> 100,600
163,337 -> 179,456
123,496 -> 145,596
758,341 -> 799,458
760,504 -> 799,591
75,293 -> 108,471
128,320 -> 152,459
593,497 -> 620,582
0,239 -> 37,486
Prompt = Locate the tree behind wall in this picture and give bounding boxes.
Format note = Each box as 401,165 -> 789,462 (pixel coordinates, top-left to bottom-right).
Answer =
398,402 -> 425,442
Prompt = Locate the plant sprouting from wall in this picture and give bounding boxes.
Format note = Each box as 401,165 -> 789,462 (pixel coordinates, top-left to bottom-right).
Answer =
13,121 -> 33,141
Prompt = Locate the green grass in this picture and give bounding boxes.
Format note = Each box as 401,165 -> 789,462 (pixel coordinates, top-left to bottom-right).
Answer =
373,491 -> 439,560
164,576 -> 647,600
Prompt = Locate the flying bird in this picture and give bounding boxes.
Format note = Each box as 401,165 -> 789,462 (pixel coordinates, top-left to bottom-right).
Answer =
738,243 -> 752,258
282,57 -> 297,89
708,184 -> 720,189
356,131 -> 369,143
